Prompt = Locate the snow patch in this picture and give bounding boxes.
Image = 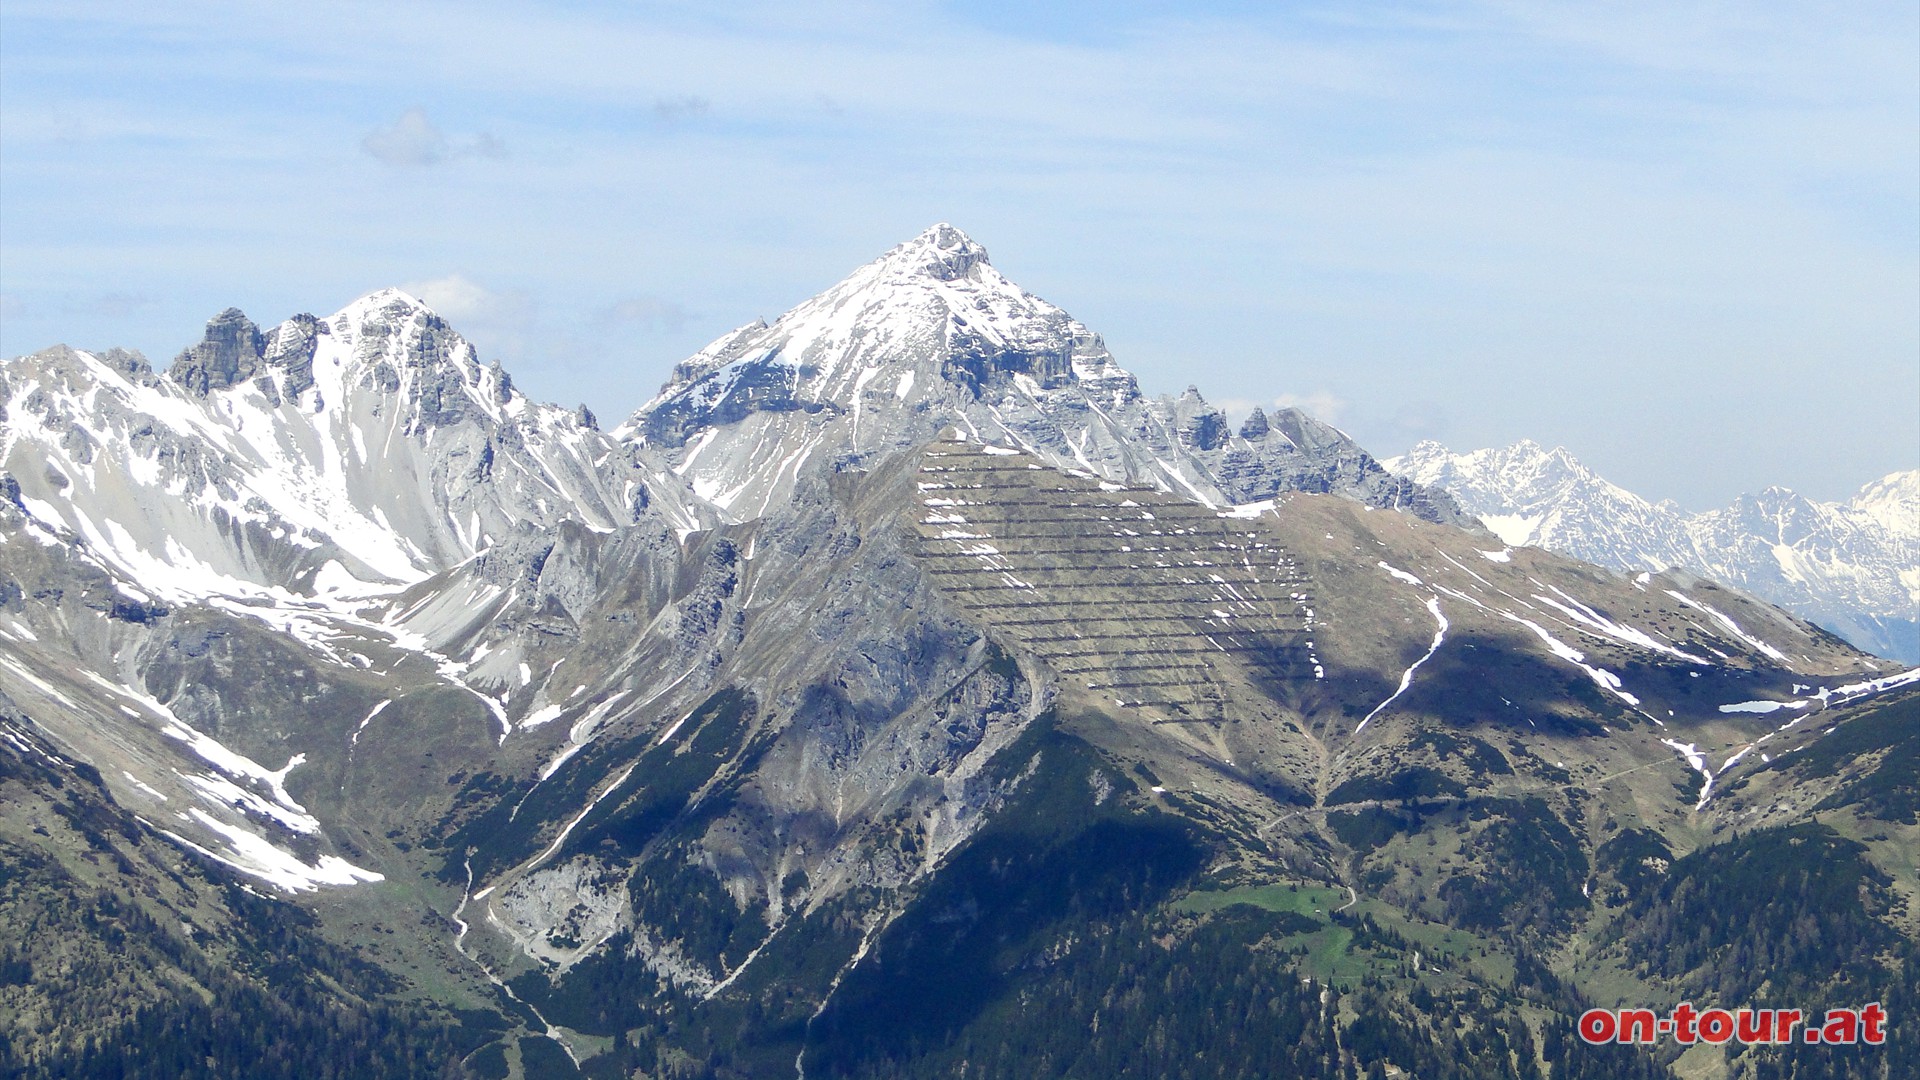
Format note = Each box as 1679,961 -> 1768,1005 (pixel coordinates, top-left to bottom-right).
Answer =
1659,740 -> 1714,810
349,699 -> 392,747
1356,596 -> 1448,734
1718,699 -> 1807,715
1478,513 -> 1542,547
159,810 -> 384,892
1662,590 -> 1788,663
1377,562 -> 1423,586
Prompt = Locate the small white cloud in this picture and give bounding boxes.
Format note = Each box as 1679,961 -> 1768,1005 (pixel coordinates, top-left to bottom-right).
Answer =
362,108 -> 506,167
467,131 -> 508,160
1273,390 -> 1348,424
399,275 -> 537,370
1212,396 -> 1263,423
653,95 -> 710,122
363,108 -> 447,166
400,275 -> 531,325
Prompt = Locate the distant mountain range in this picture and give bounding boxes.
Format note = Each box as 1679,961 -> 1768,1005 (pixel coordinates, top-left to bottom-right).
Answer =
3,225 -> 1915,1079
1385,440 -> 1919,663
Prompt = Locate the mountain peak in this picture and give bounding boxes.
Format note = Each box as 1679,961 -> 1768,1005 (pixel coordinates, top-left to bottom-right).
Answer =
625,221 -> 1135,460
344,286 -> 431,314
327,288 -> 445,339
167,307 -> 267,394
1855,469 -> 1920,505
871,222 -> 990,282
620,227 -> 1474,528
1850,469 -> 1920,542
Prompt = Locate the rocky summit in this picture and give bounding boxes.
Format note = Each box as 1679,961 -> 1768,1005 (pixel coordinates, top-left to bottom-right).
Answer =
2,226 -> 1916,1080
621,225 -> 1468,527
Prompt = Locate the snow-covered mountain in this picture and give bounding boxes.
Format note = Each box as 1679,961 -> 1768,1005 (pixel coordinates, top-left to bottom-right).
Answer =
1,291 -> 707,605
0,290 -> 717,890
1385,440 -> 1920,663
620,223 -> 1469,527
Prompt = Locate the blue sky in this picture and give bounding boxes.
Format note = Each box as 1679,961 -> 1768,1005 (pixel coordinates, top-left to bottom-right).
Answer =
2,1 -> 1914,509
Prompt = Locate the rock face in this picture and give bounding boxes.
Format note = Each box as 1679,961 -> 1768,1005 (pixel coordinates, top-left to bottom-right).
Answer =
2,224 -> 1915,1078
1386,439 -> 1920,663
168,307 -> 268,394
620,224 -> 1473,528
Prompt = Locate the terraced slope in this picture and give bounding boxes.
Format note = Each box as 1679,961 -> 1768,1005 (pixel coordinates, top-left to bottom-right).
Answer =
913,437 -> 1316,723
904,433 -> 1893,825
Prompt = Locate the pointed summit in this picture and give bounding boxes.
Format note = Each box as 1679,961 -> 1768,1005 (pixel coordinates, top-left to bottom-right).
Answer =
337,286 -> 435,320
625,223 -> 1138,461
870,222 -> 991,282
620,225 -> 1470,529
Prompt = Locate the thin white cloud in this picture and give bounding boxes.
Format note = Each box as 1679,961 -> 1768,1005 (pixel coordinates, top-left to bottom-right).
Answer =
399,274 -> 530,326
1212,396 -> 1262,424
1274,391 -> 1348,425
362,108 -> 445,166
361,107 -> 505,167
397,277 -> 537,371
